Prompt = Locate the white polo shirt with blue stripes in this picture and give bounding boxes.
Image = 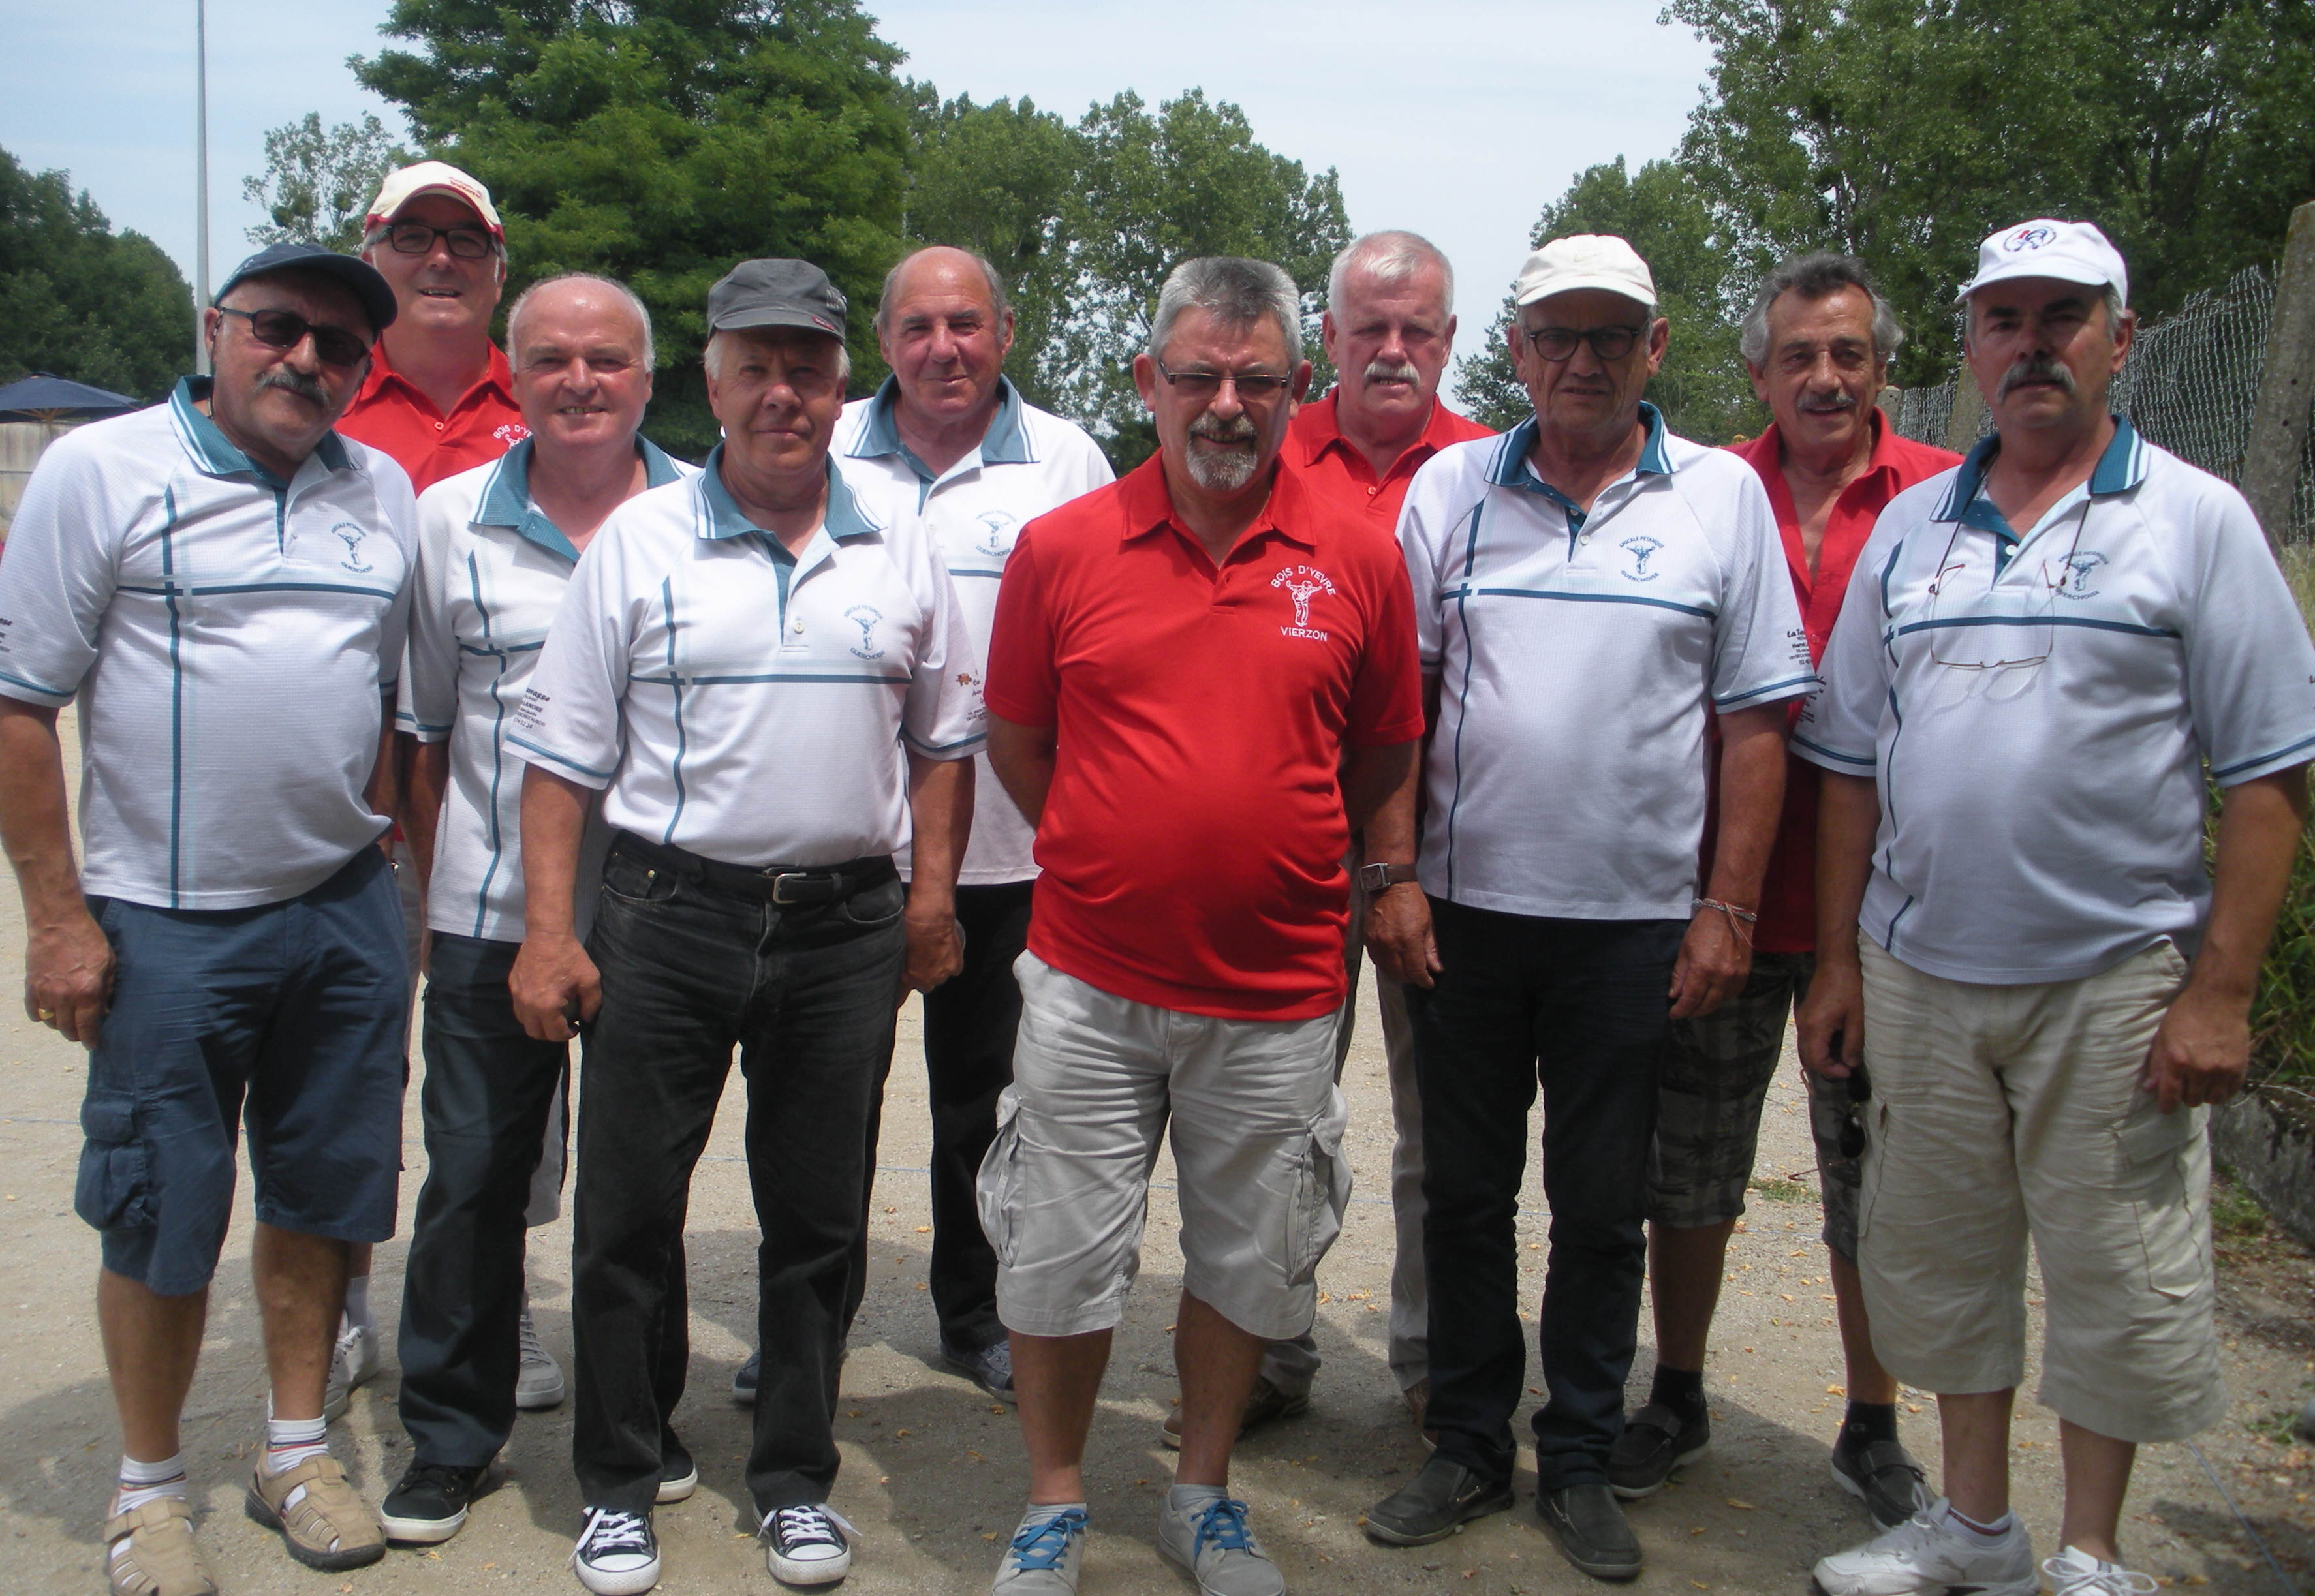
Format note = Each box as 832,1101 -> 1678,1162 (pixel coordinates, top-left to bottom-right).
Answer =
0,379 -> 416,910
1794,418 -> 2315,985
835,376 -> 1112,883
1400,403 -> 1816,921
397,437 -> 697,941
509,448 -> 984,867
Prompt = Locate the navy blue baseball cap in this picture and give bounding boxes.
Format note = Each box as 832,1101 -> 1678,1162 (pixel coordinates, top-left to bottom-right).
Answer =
213,243 -> 399,338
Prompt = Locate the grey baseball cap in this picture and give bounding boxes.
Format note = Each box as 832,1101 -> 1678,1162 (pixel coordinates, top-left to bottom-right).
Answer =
707,258 -> 848,339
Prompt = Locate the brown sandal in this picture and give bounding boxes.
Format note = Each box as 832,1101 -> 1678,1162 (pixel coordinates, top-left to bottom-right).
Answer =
103,1497 -> 217,1596
243,1455 -> 385,1571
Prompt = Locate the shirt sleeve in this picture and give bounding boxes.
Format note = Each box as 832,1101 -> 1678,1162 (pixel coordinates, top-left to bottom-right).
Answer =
1707,467 -> 1818,711
397,485 -> 461,743
1792,519 -> 1901,774
367,453 -> 419,696
899,528 -> 986,761
509,530 -> 632,789
1397,455 -> 1453,673
1346,537 -> 1425,748
0,431 -> 121,708
983,521 -> 1060,727
2181,485 -> 2315,785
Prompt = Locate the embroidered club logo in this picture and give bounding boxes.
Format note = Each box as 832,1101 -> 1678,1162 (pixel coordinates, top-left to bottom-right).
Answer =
974,510 -> 1018,557
1271,564 -> 1337,641
2051,550 -> 2107,599
845,604 -> 884,659
493,422 -> 531,445
328,521 -> 374,573
2004,224 -> 2057,253
1619,535 -> 1664,582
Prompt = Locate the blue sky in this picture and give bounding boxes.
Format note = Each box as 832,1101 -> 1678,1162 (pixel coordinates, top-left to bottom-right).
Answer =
0,0 -> 1717,369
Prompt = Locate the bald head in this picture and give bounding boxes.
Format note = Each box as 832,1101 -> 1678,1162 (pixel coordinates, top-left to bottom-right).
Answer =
505,273 -> 657,458
876,245 -> 1016,433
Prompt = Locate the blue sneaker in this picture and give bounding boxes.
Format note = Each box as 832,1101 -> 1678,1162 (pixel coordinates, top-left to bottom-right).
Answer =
1157,1496 -> 1282,1596
989,1505 -> 1087,1593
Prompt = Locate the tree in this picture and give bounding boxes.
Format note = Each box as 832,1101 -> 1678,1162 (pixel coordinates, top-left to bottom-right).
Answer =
0,148 -> 193,398
1453,156 -> 1763,444
241,113 -> 407,253
352,0 -> 913,456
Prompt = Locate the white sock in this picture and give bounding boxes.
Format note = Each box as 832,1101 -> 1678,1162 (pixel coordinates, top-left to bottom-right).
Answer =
342,1274 -> 372,1334
264,1414 -> 329,1475
112,1452 -> 188,1516
1940,1501 -> 2015,1541
1168,1483 -> 1226,1511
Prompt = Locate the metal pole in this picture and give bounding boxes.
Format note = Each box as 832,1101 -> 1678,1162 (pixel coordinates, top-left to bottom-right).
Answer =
193,0 -> 211,375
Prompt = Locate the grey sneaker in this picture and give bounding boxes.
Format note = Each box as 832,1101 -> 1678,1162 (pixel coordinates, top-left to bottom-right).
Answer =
1157,1495 -> 1284,1596
322,1315 -> 379,1424
989,1505 -> 1087,1593
516,1297 -> 566,1411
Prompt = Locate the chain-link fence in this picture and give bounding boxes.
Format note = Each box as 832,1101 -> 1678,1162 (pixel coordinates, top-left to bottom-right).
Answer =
1884,264 -> 2315,542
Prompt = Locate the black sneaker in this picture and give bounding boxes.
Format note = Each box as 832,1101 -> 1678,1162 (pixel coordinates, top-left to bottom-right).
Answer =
1362,1454 -> 1515,1546
1829,1430 -> 1930,1527
1605,1400 -> 1709,1499
762,1502 -> 856,1586
380,1460 -> 489,1546
572,1507 -> 660,1596
1537,1483 -> 1643,1582
732,1348 -> 760,1406
658,1432 -> 698,1505
940,1337 -> 1016,1403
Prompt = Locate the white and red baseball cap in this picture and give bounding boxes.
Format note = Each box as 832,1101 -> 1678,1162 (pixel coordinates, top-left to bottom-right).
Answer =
1960,219 -> 2128,306
1514,234 -> 1658,311
365,161 -> 504,239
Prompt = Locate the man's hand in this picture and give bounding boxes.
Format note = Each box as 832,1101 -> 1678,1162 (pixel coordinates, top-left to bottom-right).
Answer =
1669,905 -> 1751,1019
25,903 -> 113,1046
1365,883 -> 1440,988
2143,983 -> 2251,1113
1796,956 -> 1863,1079
901,895 -> 963,998
510,930 -> 600,1042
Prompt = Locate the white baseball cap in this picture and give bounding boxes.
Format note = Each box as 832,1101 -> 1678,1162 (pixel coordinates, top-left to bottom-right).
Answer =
1960,219 -> 2128,306
1514,234 -> 1657,311
365,161 -> 505,239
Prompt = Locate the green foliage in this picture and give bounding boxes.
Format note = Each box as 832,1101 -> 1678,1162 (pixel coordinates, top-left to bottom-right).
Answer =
1453,156 -> 1763,444
1667,0 -> 2315,387
241,114 -> 407,253
352,0 -> 913,456
2252,549 -> 2315,1087
0,149 -> 192,399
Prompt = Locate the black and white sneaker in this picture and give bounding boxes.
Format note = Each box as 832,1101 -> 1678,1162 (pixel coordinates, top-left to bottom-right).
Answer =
571,1507 -> 660,1596
657,1432 -> 698,1505
732,1349 -> 760,1406
763,1502 -> 856,1587
381,1460 -> 489,1546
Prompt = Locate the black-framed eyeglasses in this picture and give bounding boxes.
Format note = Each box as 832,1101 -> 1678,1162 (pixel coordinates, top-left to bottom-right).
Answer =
1152,359 -> 1295,401
1523,324 -> 1648,363
384,221 -> 496,260
216,307 -> 372,368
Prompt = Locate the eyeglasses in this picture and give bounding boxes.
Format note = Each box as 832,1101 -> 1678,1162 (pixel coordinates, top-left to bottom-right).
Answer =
216,307 -> 372,368
383,222 -> 496,260
1522,324 -> 1648,363
1921,507 -> 2090,683
1151,359 -> 1295,401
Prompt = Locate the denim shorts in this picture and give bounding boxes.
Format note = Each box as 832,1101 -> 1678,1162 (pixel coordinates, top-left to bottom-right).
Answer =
74,846 -> 409,1295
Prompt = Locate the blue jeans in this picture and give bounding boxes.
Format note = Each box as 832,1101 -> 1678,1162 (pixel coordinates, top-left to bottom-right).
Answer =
1411,901 -> 1683,1493
570,840 -> 907,1517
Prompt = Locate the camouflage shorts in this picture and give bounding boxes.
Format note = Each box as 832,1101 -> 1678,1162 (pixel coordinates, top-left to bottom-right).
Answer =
1643,951 -> 1861,1257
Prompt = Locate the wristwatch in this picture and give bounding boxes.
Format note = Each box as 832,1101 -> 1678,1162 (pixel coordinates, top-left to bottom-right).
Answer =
1358,861 -> 1420,892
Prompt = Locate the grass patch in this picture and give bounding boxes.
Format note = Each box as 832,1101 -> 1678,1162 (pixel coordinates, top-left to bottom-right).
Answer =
1746,1177 -> 1814,1204
2248,545 -> 2315,1092
2212,1175 -> 2271,1242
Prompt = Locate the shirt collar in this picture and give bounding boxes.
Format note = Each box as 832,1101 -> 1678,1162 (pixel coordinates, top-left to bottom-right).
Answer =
1748,406 -> 1905,482
1931,414 -> 2146,523
473,435 -> 685,561
1485,401 -> 1673,493
1292,388 -> 1468,470
700,447 -> 883,545
845,375 -> 1030,474
171,376 -> 352,487
352,337 -> 517,414
1116,451 -> 1315,552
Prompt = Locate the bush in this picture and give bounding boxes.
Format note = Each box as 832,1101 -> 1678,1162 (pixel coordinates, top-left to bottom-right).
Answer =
2251,545 -> 2315,1090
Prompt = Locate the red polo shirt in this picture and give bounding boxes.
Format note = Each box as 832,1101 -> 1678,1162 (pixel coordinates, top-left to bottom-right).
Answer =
1716,410 -> 1960,951
1286,390 -> 1493,536
337,339 -> 527,493
985,455 -> 1425,1019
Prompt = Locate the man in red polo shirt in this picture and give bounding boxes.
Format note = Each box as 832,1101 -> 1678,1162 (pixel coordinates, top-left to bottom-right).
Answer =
979,256 -> 1423,1596
337,161 -> 527,493
1608,254 -> 1960,1527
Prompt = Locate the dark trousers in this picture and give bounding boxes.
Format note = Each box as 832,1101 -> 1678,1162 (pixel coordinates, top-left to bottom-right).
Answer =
572,844 -> 906,1517
397,934 -> 570,1465
911,880 -> 1034,1353
1412,900 -> 1683,1494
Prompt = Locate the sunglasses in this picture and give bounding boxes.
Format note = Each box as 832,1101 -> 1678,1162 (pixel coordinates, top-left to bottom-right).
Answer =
217,307 -> 372,369
1151,359 -> 1296,401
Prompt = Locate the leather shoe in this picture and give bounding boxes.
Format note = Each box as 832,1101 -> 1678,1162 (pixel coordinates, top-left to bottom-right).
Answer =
1363,1454 -> 1514,1546
1537,1482 -> 1642,1582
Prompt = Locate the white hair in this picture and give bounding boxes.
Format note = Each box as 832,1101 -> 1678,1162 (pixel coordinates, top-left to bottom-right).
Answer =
704,327 -> 852,386
506,272 -> 656,369
1739,253 -> 1902,368
1327,230 -> 1454,318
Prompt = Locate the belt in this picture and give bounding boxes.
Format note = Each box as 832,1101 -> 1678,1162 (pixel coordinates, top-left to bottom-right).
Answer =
610,832 -> 896,907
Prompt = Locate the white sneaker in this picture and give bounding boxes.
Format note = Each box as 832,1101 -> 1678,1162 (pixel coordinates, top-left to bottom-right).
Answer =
764,1503 -> 856,1587
322,1315 -> 380,1423
2043,1545 -> 2160,1596
1157,1495 -> 1284,1596
516,1297 -> 566,1411
571,1507 -> 659,1596
1811,1500 -> 2036,1596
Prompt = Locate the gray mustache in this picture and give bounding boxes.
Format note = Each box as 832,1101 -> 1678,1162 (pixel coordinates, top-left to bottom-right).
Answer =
1189,416 -> 1258,444
1363,359 -> 1420,386
1998,357 -> 2076,399
257,367 -> 331,405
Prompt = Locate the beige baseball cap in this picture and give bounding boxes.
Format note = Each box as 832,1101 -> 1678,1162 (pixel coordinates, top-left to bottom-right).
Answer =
1514,234 -> 1657,310
365,161 -> 504,239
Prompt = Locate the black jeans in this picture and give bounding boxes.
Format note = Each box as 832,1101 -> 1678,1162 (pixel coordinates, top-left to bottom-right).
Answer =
572,842 -> 906,1518
911,880 -> 1034,1353
1412,900 -> 1683,1494
397,934 -> 570,1466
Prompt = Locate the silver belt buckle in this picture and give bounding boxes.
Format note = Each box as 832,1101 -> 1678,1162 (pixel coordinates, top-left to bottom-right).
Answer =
769,870 -> 816,905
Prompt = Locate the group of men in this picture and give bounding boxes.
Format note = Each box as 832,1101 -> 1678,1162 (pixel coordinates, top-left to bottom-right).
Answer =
1,149 -> 2308,1596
